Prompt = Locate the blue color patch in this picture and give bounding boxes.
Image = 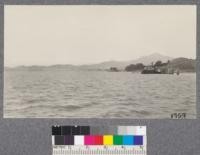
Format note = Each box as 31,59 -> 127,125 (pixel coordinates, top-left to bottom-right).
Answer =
134,136 -> 143,145
122,136 -> 134,145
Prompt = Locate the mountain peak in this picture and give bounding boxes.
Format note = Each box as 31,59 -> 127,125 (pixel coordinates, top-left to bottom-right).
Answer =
149,52 -> 163,56
148,52 -> 171,58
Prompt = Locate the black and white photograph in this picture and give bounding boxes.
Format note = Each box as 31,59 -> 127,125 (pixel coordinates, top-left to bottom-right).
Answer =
4,5 -> 196,118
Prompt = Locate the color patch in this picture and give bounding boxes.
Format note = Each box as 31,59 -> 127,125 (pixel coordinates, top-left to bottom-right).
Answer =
134,136 -> 143,145
52,135 -> 55,145
52,126 -> 62,135
126,126 -> 137,135
94,135 -> 103,145
123,136 -> 134,145
55,135 -> 65,145
117,126 -> 127,135
80,126 -> 90,135
136,126 -> 146,135
64,135 -> 74,145
61,126 -> 72,135
103,135 -> 113,145
72,126 -> 81,135
84,135 -> 94,145
74,136 -> 84,145
113,135 -> 123,145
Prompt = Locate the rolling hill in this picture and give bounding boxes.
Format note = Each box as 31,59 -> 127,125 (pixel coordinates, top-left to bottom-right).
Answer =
79,53 -> 173,70
5,53 -> 195,72
169,57 -> 195,72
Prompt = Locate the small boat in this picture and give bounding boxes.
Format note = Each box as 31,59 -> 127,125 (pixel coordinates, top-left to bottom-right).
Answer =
141,61 -> 179,75
141,66 -> 177,74
141,66 -> 161,74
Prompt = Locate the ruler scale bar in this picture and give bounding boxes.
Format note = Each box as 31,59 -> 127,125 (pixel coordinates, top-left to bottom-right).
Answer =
53,147 -> 146,155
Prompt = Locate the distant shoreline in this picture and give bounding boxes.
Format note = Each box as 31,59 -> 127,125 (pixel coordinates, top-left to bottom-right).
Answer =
5,57 -> 196,73
4,67 -> 196,73
5,53 -> 196,74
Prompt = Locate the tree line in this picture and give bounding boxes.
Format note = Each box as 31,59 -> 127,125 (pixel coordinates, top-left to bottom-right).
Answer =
125,60 -> 169,72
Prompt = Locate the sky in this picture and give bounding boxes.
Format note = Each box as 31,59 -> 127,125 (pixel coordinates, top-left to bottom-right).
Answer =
4,5 -> 196,67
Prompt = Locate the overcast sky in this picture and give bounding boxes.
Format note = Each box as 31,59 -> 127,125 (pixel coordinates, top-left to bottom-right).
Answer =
5,5 -> 196,67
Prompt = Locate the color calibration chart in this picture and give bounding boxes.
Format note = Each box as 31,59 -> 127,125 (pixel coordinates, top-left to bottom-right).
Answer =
52,126 -> 147,155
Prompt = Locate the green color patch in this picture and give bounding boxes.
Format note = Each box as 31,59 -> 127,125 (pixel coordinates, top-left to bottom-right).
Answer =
113,135 -> 123,145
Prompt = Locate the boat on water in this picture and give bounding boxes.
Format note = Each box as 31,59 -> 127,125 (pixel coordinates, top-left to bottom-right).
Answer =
108,67 -> 120,72
141,66 -> 162,74
141,65 -> 179,75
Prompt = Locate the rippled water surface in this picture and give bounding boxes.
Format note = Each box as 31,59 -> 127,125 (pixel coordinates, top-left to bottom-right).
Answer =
4,70 -> 196,118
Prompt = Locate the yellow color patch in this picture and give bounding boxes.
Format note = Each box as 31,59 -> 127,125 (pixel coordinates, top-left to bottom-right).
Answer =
103,135 -> 113,145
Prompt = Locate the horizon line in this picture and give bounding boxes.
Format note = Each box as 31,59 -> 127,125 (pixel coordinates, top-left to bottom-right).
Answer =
4,56 -> 196,68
